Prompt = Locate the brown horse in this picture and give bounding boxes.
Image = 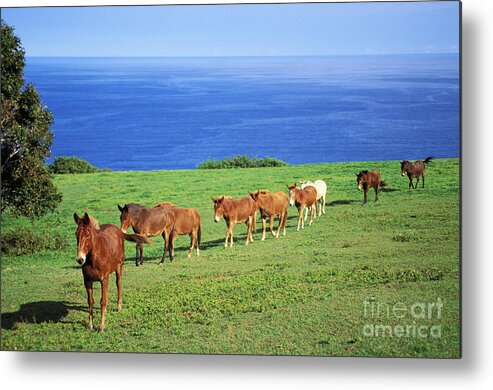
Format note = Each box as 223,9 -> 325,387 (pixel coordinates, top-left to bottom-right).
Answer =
118,203 -> 175,266
287,183 -> 317,231
154,202 -> 201,258
211,196 -> 257,248
356,170 -> 387,205
400,157 -> 433,189
249,190 -> 288,240
74,212 -> 151,331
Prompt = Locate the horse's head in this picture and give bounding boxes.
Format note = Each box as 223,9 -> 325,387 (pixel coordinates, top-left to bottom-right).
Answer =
356,171 -> 368,190
74,212 -> 96,266
211,196 -> 225,222
287,183 -> 298,206
118,204 -> 131,233
400,161 -> 410,176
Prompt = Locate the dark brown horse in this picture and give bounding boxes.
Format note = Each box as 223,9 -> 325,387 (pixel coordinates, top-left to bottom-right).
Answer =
154,202 -> 201,258
118,203 -> 175,266
249,190 -> 288,240
400,157 -> 433,189
211,196 -> 257,248
74,212 -> 151,331
287,184 -> 317,231
356,170 -> 387,205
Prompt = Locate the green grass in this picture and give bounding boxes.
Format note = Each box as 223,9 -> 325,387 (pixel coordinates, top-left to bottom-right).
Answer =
0,159 -> 460,357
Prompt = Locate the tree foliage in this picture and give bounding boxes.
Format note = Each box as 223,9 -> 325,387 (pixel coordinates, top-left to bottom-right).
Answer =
1,21 -> 62,219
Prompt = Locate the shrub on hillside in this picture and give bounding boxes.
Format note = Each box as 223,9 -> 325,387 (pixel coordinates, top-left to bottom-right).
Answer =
197,155 -> 288,169
1,228 -> 69,257
48,156 -> 110,174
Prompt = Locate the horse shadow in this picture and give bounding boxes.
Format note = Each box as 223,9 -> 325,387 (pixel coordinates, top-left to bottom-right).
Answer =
327,200 -> 359,206
381,187 -> 399,193
1,301 -> 87,330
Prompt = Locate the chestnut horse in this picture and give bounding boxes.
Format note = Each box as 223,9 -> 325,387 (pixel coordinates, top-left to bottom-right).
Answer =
74,212 -> 151,331
118,203 -> 175,266
300,179 -> 327,220
356,170 -> 387,205
211,196 -> 257,248
287,184 -> 317,231
249,190 -> 288,240
400,157 -> 433,189
154,202 -> 201,258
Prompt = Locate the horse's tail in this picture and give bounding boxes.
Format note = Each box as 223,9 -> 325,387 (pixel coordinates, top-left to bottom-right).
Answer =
423,156 -> 433,165
123,233 -> 153,246
197,223 -> 201,247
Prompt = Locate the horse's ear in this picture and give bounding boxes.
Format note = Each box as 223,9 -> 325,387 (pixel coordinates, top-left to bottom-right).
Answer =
83,212 -> 90,225
211,196 -> 217,203
218,196 -> 224,203
356,173 -> 359,176
74,213 -> 81,225
118,204 -> 123,212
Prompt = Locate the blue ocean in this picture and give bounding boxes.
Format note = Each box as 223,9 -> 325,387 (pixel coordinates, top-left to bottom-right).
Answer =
25,55 -> 459,171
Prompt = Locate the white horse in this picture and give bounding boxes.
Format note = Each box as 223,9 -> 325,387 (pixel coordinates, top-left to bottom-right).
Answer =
300,179 -> 327,220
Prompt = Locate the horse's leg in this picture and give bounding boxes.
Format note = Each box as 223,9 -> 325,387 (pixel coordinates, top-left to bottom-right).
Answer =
375,186 -> 379,202
224,223 -> 230,248
135,245 -> 139,267
275,213 -> 283,238
139,243 -> 145,266
322,195 -> 326,215
422,174 -> 425,188
99,277 -> 109,332
188,232 -> 195,258
229,221 -> 235,247
304,207 -> 308,221
282,210 -> 287,236
415,176 -> 419,189
250,215 -> 255,243
309,205 -> 314,226
245,218 -> 251,245
116,263 -> 123,312
297,207 -> 303,231
84,277 -> 94,331
159,232 -> 167,264
269,215 -> 276,236
261,217 -> 267,241
363,189 -> 368,206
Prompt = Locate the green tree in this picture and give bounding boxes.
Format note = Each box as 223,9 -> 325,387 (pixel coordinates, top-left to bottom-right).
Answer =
1,20 -> 62,219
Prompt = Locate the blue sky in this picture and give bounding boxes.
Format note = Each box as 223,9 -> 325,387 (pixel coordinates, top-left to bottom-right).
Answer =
2,1 -> 460,57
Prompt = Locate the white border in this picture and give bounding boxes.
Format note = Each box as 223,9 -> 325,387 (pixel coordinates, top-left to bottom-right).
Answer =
2,0 -> 493,389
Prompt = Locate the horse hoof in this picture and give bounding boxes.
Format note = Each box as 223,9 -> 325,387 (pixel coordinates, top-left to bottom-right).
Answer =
87,325 -> 94,331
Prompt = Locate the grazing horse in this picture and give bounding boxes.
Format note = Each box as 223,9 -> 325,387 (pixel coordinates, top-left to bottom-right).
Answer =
74,212 -> 151,331
211,196 -> 257,248
118,203 -> 175,266
300,179 -> 327,220
249,190 -> 288,240
287,183 -> 317,231
356,170 -> 387,205
154,202 -> 201,258
400,157 -> 433,189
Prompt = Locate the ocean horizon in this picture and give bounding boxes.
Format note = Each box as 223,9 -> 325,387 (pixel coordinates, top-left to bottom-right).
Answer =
25,54 -> 460,171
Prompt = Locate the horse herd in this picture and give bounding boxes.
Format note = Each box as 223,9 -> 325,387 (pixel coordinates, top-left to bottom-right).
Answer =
73,157 -> 432,331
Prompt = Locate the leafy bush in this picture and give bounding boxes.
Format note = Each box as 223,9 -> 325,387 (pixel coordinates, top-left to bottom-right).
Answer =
47,156 -> 110,174
197,155 -> 288,169
1,228 -> 69,257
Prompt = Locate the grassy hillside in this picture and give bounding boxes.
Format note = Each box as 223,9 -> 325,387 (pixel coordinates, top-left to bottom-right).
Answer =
1,159 -> 460,357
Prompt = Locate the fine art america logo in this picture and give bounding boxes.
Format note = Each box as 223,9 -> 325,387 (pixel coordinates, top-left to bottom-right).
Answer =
363,297 -> 443,338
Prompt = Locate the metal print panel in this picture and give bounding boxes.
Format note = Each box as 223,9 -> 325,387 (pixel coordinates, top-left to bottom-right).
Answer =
0,1 -> 461,357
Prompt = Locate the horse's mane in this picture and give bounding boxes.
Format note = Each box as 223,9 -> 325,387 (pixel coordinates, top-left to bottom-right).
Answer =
155,202 -> 176,208
88,215 -> 100,229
